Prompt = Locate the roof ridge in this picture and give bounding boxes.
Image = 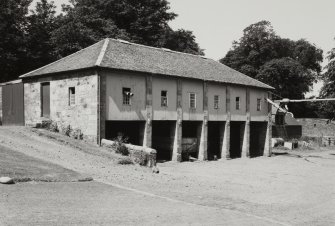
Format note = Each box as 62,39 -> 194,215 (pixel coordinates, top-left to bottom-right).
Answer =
95,38 -> 109,66
20,39 -> 105,78
111,38 -> 207,59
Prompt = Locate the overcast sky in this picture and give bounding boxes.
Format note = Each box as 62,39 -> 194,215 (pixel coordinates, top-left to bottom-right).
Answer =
32,0 -> 335,96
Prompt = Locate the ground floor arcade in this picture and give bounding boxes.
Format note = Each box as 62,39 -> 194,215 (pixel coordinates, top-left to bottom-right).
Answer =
104,119 -> 272,162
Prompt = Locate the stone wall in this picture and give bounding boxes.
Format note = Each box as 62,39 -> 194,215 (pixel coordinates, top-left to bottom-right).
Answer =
24,71 -> 99,143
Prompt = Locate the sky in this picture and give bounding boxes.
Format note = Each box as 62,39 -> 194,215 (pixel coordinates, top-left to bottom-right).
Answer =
32,0 -> 335,96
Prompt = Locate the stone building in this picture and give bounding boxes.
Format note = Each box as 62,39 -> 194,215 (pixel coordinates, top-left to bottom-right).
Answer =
20,38 -> 274,162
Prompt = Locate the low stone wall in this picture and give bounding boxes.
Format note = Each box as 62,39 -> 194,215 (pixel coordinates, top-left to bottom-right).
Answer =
101,139 -> 157,167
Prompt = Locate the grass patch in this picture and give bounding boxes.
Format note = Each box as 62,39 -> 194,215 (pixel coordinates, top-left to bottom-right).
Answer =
0,145 -> 92,183
117,157 -> 134,165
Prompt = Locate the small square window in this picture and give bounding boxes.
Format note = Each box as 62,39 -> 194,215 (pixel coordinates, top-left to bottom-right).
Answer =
257,98 -> 262,111
236,97 -> 240,110
123,87 -> 132,105
69,87 -> 75,106
214,95 -> 219,109
161,90 -> 168,107
189,93 -> 196,109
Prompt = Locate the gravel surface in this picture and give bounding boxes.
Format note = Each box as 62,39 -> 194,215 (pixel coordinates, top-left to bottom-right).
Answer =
0,126 -> 335,225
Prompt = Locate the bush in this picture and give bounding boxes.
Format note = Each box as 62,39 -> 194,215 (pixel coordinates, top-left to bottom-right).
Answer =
112,133 -> 129,156
117,157 -> 134,165
60,124 -> 72,137
130,150 -> 148,165
48,122 -> 59,132
70,128 -> 83,140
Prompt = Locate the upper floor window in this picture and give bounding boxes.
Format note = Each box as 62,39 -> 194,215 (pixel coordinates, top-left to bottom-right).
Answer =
189,93 -> 196,109
69,87 -> 75,106
214,95 -> 219,109
161,90 -> 168,107
236,97 -> 240,110
257,98 -> 262,111
123,87 -> 132,105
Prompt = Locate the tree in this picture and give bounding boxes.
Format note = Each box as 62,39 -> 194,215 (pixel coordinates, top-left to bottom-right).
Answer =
95,0 -> 177,47
51,0 -> 129,58
51,0 -> 203,57
0,0 -> 32,82
25,0 -> 57,71
0,0 -> 203,82
164,29 -> 204,55
220,21 -> 323,116
318,40 -> 335,118
257,58 -> 314,99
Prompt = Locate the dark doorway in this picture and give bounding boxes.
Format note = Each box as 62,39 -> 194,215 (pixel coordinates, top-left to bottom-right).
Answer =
250,122 -> 267,157
2,83 -> 24,126
41,83 -> 50,118
182,121 -> 202,160
105,121 -> 145,146
152,121 -> 176,161
208,122 -> 224,160
230,121 -> 245,158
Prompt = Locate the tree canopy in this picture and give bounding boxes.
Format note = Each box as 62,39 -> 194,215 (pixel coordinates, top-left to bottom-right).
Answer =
317,40 -> 335,118
0,0 -> 32,82
220,21 -> 323,101
26,0 -> 58,71
0,0 -> 203,82
52,0 -> 203,57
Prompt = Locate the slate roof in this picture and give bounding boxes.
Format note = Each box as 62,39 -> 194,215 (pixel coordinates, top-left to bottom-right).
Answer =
20,38 -> 274,90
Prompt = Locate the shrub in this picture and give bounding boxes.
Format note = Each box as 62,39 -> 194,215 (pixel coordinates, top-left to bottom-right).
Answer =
117,157 -> 134,165
48,121 -> 59,132
130,150 -> 148,165
112,133 -> 129,156
70,128 -> 83,140
60,125 -> 72,137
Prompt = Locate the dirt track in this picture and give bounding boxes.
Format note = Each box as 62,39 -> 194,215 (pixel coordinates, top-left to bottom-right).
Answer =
1,126 -> 335,225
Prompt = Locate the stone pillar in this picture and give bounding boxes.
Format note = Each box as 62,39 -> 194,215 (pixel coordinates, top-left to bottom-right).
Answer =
221,86 -> 231,159
143,75 -> 153,148
242,88 -> 250,158
198,82 -> 208,161
172,79 -> 183,162
264,92 -> 272,157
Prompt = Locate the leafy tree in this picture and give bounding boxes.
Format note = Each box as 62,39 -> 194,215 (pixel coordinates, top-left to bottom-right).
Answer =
95,0 -> 177,46
0,0 -> 32,82
25,0 -> 57,71
257,58 -> 314,99
0,0 -> 203,82
164,29 -> 204,55
318,41 -> 335,118
51,0 -> 202,57
51,0 -> 129,58
220,21 -> 323,117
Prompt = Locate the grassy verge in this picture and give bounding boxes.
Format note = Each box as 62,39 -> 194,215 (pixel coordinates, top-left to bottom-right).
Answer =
0,145 -> 92,183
